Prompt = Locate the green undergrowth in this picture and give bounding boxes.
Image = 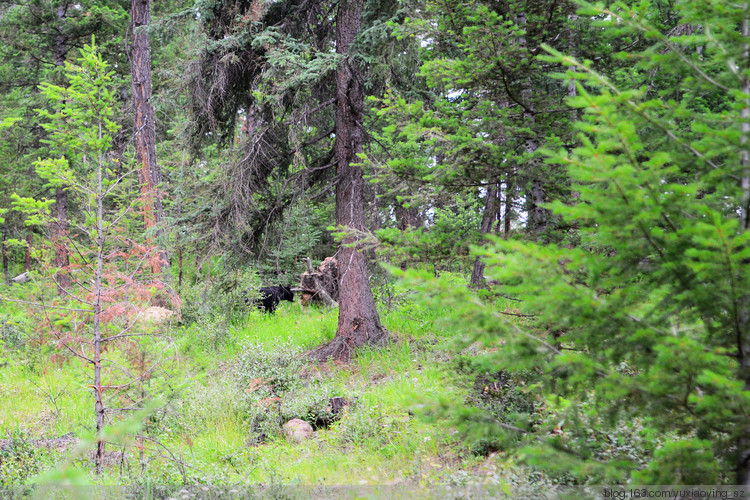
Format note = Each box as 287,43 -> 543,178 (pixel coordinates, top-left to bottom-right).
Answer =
0,291 -> 539,490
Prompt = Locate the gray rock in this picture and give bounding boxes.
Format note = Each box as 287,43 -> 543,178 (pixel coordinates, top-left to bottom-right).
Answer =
11,272 -> 29,284
282,418 -> 313,443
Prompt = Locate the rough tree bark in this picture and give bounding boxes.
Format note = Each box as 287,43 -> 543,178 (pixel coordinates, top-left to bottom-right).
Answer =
470,182 -> 500,285
53,3 -> 71,293
311,0 -> 387,362
130,0 -> 166,273
499,180 -> 513,238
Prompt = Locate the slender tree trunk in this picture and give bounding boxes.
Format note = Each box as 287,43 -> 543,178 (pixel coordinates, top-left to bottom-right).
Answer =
365,164 -> 380,269
177,247 -> 183,290
93,228 -> 105,476
93,126 -> 106,476
53,4 -> 71,294
516,12 -> 547,236
529,176 -> 546,233
471,183 -> 500,285
312,0 -> 387,362
130,0 -> 166,273
55,3 -> 67,70
499,180 -> 513,238
567,14 -> 579,123
2,225 -> 10,285
53,188 -> 71,293
396,198 -> 422,270
24,232 -> 32,271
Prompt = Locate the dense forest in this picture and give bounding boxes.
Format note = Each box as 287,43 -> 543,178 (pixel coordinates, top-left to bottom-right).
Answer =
0,0 -> 748,496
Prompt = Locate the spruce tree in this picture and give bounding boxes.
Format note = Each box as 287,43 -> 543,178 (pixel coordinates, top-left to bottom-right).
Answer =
375,0 -> 582,283
188,0 -> 417,359
406,0 -> 750,484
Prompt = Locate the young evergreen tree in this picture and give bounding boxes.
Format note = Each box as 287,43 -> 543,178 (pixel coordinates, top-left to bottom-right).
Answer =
375,0 -> 581,285
15,39 -> 173,475
0,0 -> 129,288
406,0 -> 750,484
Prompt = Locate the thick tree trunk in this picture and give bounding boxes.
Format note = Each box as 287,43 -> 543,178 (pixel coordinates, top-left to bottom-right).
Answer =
130,0 -> 166,273
53,4 -> 71,294
471,183 -> 500,285
312,0 -> 387,362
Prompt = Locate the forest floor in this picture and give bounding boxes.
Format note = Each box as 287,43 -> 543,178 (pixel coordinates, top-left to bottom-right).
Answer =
0,291 -> 550,495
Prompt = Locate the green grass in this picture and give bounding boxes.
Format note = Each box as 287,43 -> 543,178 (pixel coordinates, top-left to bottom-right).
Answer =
0,293 -> 530,490
0,359 -> 91,438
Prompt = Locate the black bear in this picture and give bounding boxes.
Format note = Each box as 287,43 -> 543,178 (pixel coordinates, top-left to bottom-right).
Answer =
254,286 -> 295,314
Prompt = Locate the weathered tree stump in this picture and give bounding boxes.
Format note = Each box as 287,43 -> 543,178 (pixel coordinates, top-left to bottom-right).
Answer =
329,396 -> 349,416
298,257 -> 339,307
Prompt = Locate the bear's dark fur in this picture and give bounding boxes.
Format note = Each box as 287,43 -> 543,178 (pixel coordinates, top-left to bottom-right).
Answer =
255,286 -> 295,314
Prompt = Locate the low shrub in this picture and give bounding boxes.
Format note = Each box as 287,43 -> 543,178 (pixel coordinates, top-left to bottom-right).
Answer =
0,432 -> 46,486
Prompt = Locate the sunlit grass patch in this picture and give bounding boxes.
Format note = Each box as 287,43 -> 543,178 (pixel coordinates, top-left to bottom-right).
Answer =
127,302 -> 478,485
233,306 -> 337,349
0,295 -> 522,488
0,360 -> 91,438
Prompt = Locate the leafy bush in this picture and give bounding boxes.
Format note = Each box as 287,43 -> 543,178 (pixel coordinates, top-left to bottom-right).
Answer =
278,385 -> 337,429
180,267 -> 261,324
234,342 -> 306,442
235,341 -> 305,396
233,342 -> 352,443
0,313 -> 25,350
0,433 -> 45,486
182,318 -> 234,353
332,403 -> 410,448
455,357 -> 536,425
